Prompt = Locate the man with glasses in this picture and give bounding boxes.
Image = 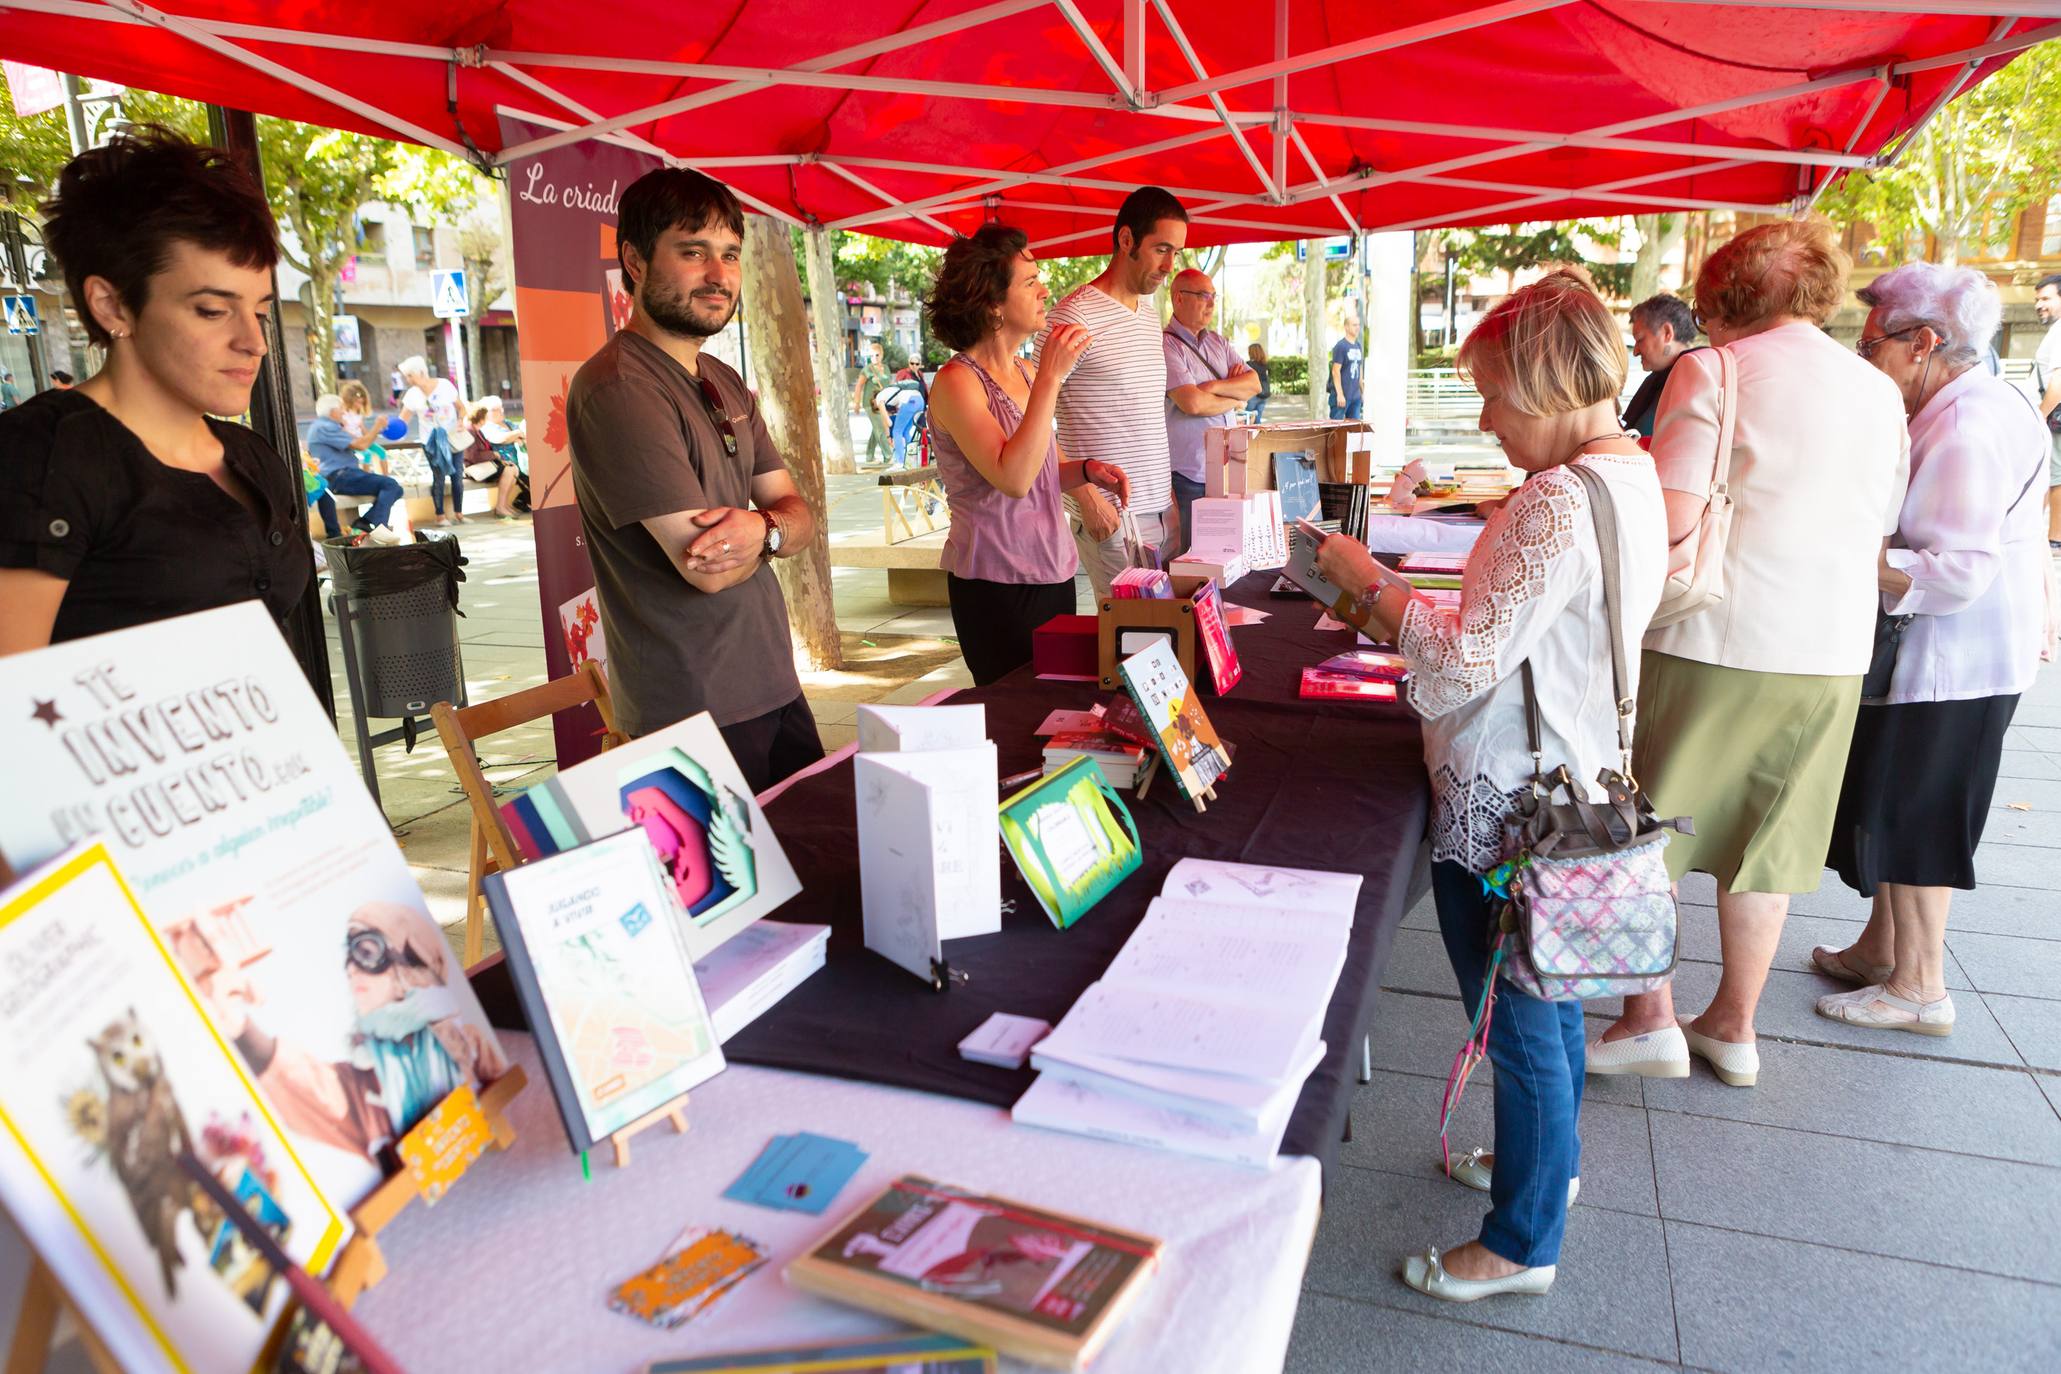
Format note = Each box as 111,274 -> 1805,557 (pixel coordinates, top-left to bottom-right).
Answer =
1163,268 -> 1260,558
1623,294 -> 1700,438
566,167 -> 822,793
1038,185 -> 1188,594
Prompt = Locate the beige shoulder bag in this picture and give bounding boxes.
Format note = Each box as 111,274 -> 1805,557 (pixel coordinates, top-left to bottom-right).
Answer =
1650,344 -> 1738,628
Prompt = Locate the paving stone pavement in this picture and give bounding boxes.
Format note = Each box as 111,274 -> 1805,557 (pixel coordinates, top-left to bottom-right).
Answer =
1291,617 -> 2061,1371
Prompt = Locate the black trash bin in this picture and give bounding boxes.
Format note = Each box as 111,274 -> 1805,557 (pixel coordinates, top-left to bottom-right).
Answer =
325,534 -> 469,807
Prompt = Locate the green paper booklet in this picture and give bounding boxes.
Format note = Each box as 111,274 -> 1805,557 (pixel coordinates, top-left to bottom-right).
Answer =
998,757 -> 1141,930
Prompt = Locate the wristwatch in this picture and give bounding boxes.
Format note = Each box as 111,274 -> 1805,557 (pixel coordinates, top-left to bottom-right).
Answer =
759,509 -> 783,557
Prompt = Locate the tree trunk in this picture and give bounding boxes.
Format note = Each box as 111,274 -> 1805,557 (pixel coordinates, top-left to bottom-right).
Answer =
1304,256 -> 1327,422
743,215 -> 843,672
803,225 -> 857,475
304,266 -> 337,401
1628,213 -> 1684,304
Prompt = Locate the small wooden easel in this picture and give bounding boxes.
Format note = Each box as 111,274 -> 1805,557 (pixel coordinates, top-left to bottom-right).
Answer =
1133,751 -> 1218,814
327,1064 -> 527,1309
605,1092 -> 691,1169
5,1260 -> 123,1374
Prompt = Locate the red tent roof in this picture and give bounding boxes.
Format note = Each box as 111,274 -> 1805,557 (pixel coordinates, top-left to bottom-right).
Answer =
2,2 -> 2054,245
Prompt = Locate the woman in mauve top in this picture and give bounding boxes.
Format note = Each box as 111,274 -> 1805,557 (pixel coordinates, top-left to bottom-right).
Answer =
924,224 -> 1129,685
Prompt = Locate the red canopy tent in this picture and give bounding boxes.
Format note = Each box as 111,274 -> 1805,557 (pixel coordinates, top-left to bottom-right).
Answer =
1,1 -> 2056,246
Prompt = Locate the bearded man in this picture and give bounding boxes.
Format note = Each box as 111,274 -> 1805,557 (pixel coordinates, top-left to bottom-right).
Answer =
565,168 -> 821,792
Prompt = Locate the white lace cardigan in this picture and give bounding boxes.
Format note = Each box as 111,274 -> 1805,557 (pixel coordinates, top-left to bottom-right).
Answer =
1396,454 -> 1669,875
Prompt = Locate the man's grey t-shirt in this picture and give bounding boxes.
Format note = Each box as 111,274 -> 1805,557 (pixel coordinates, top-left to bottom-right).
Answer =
566,330 -> 797,736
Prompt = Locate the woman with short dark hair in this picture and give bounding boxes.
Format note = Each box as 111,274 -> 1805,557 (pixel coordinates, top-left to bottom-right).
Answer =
924,223 -> 1129,684
0,128 -> 309,653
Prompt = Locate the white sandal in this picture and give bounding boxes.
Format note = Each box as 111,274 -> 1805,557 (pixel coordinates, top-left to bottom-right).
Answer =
1446,1148 -> 1580,1204
1810,945 -> 1892,985
1584,1024 -> 1690,1078
1816,985 -> 1955,1036
1401,1246 -> 1556,1302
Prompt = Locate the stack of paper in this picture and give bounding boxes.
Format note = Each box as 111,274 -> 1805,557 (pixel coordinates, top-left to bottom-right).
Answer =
692,919 -> 831,1043
1012,858 -> 1362,1167
1041,730 -> 1148,787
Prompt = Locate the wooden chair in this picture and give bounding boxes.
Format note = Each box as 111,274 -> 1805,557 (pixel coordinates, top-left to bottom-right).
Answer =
432,659 -> 624,966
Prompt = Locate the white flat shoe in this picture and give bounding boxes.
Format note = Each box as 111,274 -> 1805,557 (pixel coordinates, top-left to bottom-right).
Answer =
1446,1148 -> 1580,1204
1816,985 -> 1955,1037
1585,1025 -> 1690,1078
1401,1247 -> 1556,1302
1680,1021 -> 1759,1087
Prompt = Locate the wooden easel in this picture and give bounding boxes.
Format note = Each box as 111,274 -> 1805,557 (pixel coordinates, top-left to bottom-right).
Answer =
5,1260 -> 122,1374
1133,752 -> 1217,814
605,1092 -> 691,1169
326,1064 -> 527,1310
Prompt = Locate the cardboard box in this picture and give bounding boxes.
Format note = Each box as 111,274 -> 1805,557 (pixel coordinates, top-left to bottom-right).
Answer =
1095,576 -> 1214,691
1032,613 -> 1099,679
1205,420 -> 1375,499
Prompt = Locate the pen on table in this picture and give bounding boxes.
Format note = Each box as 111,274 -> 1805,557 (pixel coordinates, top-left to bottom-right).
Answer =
1000,767 -> 1044,791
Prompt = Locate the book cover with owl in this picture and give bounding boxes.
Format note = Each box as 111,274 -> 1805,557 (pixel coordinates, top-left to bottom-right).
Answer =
0,602 -> 509,1213
0,844 -> 348,1374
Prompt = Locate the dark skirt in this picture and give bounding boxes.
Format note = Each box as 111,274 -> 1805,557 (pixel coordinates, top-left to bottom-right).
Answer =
1826,694 -> 2019,895
946,574 -> 1076,687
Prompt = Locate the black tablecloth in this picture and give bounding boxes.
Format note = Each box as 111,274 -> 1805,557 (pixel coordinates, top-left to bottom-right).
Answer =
719,570 -> 1430,1173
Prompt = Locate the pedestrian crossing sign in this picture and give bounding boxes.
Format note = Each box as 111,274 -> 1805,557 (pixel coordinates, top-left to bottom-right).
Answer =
3,295 -> 36,335
431,269 -> 469,319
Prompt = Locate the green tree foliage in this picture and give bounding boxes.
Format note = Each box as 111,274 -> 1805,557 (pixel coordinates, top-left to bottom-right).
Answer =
1817,41 -> 2061,266
1442,221 -> 1629,296
2,72 -> 484,394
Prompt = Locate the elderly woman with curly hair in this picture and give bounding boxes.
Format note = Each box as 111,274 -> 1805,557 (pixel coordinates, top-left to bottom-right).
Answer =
1592,221 -> 1911,1088
1811,263 -> 2052,1035
924,223 -> 1129,684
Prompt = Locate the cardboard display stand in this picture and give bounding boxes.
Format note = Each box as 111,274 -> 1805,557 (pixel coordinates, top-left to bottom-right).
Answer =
1205,420 -> 1374,500
1096,579 -> 1209,691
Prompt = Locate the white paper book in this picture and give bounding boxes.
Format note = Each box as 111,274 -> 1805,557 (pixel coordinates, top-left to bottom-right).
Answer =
1106,907 -> 1347,1017
855,703 -> 987,754
691,920 -> 830,1043
958,1012 -> 1053,1069
1361,512 -> 1484,555
1031,1036 -> 1325,1130
1143,896 -> 1353,941
1161,858 -> 1363,920
855,744 -> 1002,950
1034,981 -> 1313,1083
1011,1070 -> 1297,1169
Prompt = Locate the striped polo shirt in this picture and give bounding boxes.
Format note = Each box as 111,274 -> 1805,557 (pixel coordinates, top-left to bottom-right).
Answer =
1037,283 -> 1173,516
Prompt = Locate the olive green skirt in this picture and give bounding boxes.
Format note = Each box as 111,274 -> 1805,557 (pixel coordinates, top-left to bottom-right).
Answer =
1633,651 -> 1860,896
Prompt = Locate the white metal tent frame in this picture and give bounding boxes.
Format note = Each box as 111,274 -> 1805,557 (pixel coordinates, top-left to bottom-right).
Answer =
9,0 -> 2061,243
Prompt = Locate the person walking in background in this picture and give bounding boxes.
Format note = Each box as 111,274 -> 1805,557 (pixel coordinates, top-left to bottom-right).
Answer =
1163,268 -> 1259,559
0,369 -> 18,409
854,343 -> 891,466
398,353 -> 465,525
1039,185 -> 1188,594
309,393 -> 402,540
1248,343 -> 1271,422
2033,274 -> 2061,548
1622,294 -> 1698,438
565,166 -> 821,794
1329,312 -> 1363,420
1313,270 -> 1666,1301
0,129 -> 309,653
1591,221 -> 1910,1089
1815,263 -> 2051,1035
924,224 -> 1129,684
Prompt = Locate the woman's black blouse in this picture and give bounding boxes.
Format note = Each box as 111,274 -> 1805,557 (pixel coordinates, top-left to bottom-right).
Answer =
0,389 -> 312,643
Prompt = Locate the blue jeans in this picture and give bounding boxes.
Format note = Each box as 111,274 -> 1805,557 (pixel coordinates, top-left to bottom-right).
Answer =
424,428 -> 462,515
1330,397 -> 1363,421
1250,396 -> 1267,422
324,465 -> 403,530
889,398 -> 925,467
1168,472 -> 1205,561
1431,860 -> 1583,1268
313,492 -> 342,538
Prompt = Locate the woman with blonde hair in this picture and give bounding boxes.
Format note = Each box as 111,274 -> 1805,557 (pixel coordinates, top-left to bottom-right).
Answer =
1316,269 -> 1666,1300
1592,221 -> 1910,1086
337,378 -> 391,474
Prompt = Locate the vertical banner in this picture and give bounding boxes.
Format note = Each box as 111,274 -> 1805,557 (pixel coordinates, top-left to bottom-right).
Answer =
499,116 -> 661,765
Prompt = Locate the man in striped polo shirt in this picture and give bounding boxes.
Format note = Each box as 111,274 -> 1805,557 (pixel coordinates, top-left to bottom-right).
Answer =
1037,186 -> 1188,595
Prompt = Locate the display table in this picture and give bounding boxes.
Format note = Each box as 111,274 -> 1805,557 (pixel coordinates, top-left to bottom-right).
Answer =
727,570 -> 1431,1172
352,1034 -> 1322,1374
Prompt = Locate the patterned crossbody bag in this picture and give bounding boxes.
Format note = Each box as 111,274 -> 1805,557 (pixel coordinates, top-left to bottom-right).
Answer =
1439,463 -> 1691,1170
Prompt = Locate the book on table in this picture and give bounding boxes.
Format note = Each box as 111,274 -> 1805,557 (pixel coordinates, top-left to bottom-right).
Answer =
1038,730 -> 1147,789
1115,638 -> 1231,802
783,1174 -> 1160,1372
648,1331 -> 997,1373
690,919 -> 830,1044
998,756 -> 1143,931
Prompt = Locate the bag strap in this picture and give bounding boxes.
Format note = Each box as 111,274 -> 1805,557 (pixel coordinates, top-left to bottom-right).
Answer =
1517,462 -> 1631,792
1165,326 -> 1227,381
1708,344 -> 1739,498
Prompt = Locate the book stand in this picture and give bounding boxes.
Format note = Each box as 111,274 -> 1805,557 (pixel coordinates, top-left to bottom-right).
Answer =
605,1092 -> 691,1169
1131,751 -> 1218,815
5,1259 -> 122,1374
327,1064 -> 528,1309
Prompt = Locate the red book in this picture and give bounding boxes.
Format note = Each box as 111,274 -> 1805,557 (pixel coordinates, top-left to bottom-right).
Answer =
1300,669 -> 1401,703
1190,579 -> 1243,696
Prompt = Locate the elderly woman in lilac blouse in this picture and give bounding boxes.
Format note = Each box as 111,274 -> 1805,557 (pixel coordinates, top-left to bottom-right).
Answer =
1815,263 -> 2052,1036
